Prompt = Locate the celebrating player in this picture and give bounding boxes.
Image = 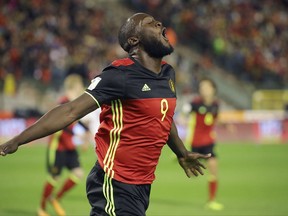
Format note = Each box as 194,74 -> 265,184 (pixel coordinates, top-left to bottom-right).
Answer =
0,13 -> 210,215
38,74 -> 91,216
185,78 -> 224,210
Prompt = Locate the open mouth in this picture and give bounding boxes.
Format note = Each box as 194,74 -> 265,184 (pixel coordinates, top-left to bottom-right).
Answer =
161,28 -> 168,41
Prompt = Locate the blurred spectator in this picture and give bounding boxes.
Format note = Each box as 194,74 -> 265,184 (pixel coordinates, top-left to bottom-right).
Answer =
1,0 -> 287,114
126,0 -> 288,88
0,0 -> 127,93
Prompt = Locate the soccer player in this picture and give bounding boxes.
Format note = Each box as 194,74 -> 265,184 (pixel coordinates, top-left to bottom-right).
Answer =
0,13 -> 211,215
38,74 -> 91,216
185,78 -> 224,210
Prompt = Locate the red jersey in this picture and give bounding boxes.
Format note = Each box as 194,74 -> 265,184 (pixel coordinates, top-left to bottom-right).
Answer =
85,57 -> 177,184
48,97 -> 76,151
186,97 -> 219,147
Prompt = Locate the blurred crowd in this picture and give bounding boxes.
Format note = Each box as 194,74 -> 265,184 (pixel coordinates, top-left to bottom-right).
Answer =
0,0 -> 128,95
0,0 -> 200,111
127,0 -> 288,88
1,0 -> 287,112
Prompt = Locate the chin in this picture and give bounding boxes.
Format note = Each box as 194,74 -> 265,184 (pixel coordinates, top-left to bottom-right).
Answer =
141,35 -> 174,58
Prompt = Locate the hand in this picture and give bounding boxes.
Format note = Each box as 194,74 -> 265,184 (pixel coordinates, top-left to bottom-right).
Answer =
178,152 -> 211,177
0,140 -> 19,156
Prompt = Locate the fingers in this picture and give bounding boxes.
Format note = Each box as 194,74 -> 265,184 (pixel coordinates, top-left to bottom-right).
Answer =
186,165 -> 204,177
0,144 -> 15,156
179,155 -> 209,178
204,153 -> 212,159
198,161 -> 207,170
184,168 -> 193,178
193,165 -> 204,175
0,149 -> 7,156
190,168 -> 199,176
191,159 -> 207,176
197,153 -> 212,159
187,152 -> 211,161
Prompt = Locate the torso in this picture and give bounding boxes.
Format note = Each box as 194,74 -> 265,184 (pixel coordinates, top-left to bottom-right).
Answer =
188,97 -> 219,147
86,57 -> 177,184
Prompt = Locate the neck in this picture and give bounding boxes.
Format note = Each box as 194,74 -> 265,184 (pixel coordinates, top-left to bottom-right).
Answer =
130,49 -> 162,74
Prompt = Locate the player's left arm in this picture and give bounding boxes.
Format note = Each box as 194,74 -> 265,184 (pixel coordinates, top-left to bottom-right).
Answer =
167,120 -> 211,177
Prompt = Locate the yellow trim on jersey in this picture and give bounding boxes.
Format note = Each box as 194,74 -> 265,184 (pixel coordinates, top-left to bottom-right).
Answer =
103,99 -> 123,178
102,99 -> 123,215
185,112 -> 197,150
48,131 -> 62,167
84,91 -> 100,108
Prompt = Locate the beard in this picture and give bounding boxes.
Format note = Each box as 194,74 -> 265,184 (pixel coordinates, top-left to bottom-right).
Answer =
140,34 -> 174,58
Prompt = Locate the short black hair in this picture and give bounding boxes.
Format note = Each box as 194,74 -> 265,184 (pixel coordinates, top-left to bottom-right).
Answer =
118,18 -> 138,53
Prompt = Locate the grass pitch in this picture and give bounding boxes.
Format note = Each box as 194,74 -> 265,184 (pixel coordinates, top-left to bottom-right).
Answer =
0,142 -> 288,216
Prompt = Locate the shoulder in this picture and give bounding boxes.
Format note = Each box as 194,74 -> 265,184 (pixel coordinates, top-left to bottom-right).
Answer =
161,61 -> 176,80
99,60 -> 129,77
111,58 -> 134,67
161,60 -> 168,65
161,60 -> 174,71
100,58 -> 135,74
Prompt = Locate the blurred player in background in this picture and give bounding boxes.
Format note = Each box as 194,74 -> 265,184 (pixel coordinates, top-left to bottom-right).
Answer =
38,74 -> 91,216
185,78 -> 224,211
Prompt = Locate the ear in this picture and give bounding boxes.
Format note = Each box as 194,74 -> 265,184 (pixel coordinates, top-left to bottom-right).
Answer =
127,36 -> 139,47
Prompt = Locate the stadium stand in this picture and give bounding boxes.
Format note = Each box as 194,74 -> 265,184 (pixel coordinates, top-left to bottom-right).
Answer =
125,0 -> 288,89
0,0 -> 287,112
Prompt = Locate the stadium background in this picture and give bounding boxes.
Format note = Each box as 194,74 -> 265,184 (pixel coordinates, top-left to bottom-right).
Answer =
0,0 -> 287,215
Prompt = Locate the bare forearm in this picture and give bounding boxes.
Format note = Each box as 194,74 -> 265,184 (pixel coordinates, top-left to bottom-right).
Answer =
0,94 -> 97,156
14,103 -> 80,146
167,121 -> 188,158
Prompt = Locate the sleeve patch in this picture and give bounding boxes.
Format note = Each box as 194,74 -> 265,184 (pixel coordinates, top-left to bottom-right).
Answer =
88,77 -> 102,90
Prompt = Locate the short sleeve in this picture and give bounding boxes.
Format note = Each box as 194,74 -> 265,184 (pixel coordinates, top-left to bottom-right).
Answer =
85,66 -> 125,106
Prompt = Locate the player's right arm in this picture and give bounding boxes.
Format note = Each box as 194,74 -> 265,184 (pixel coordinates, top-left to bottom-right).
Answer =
0,93 -> 98,156
167,121 -> 211,177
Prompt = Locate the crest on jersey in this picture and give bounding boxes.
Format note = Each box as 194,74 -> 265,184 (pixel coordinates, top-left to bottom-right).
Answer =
169,79 -> 175,93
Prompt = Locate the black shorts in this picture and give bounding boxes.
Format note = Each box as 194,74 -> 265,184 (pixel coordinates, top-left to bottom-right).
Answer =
47,149 -> 80,176
86,161 -> 151,216
192,143 -> 217,158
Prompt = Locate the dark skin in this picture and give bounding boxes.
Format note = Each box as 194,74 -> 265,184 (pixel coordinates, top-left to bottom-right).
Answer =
0,13 -> 210,178
128,13 -> 166,73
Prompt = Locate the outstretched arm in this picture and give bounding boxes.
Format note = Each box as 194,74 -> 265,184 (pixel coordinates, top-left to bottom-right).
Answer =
167,120 -> 211,177
0,93 -> 98,156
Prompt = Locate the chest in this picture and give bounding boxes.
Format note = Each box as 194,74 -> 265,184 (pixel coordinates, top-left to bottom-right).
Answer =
123,98 -> 176,122
124,71 -> 176,100
192,103 -> 218,126
193,103 -> 218,116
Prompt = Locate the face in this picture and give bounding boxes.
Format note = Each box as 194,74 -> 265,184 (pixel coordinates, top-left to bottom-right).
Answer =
129,13 -> 174,58
199,80 -> 216,99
